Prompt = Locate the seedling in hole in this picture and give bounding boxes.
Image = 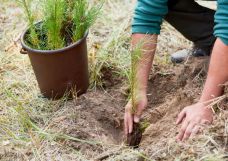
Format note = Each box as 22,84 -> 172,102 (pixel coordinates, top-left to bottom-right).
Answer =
126,41 -> 144,147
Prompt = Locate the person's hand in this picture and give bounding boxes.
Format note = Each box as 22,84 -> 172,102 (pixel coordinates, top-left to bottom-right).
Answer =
176,102 -> 214,141
124,93 -> 147,135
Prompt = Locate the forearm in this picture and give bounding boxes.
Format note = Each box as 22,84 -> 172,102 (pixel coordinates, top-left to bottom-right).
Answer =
200,38 -> 228,103
132,34 -> 157,94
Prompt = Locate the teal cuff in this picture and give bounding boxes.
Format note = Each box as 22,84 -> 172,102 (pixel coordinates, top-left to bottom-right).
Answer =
132,25 -> 160,35
219,37 -> 228,45
132,0 -> 168,35
214,0 -> 228,45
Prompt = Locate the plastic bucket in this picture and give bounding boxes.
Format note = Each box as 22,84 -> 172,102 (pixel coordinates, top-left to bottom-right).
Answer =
20,23 -> 89,99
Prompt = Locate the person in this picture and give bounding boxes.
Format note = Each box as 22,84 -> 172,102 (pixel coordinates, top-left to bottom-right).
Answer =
124,0 -> 228,141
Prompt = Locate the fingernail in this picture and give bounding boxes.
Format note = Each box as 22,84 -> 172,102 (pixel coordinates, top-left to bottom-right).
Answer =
176,136 -> 181,142
176,119 -> 180,125
177,139 -> 182,143
134,116 -> 140,123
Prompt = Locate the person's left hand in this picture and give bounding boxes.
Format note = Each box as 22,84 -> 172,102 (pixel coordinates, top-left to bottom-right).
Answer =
176,102 -> 214,141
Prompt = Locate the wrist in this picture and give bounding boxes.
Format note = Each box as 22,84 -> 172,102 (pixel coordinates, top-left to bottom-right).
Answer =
198,99 -> 209,106
197,100 -> 214,113
199,96 -> 217,107
135,88 -> 147,96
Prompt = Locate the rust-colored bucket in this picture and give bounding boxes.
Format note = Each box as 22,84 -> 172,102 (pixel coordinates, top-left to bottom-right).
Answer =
20,24 -> 89,99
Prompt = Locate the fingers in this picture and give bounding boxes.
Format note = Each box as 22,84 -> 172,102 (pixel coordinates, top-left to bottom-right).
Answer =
176,109 -> 186,125
133,99 -> 146,123
191,120 -> 210,137
182,122 -> 196,141
128,116 -> 133,134
124,113 -> 128,135
124,105 -> 133,135
201,119 -> 211,125
124,113 -> 133,135
178,117 -> 205,141
124,97 -> 147,135
133,115 -> 140,123
191,125 -> 201,137
176,119 -> 189,141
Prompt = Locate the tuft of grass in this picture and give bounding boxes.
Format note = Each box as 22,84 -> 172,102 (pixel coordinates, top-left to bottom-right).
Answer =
3,89 -> 100,146
88,14 -> 132,88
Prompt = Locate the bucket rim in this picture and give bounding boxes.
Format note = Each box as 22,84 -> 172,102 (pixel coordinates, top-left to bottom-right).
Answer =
21,21 -> 88,54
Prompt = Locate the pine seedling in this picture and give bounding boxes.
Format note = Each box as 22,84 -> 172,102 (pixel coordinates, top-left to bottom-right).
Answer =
19,0 -> 102,50
128,37 -> 153,114
18,0 -> 40,49
43,0 -> 66,50
126,40 -> 152,147
72,0 -> 102,41
65,0 -> 76,21
128,42 -> 143,114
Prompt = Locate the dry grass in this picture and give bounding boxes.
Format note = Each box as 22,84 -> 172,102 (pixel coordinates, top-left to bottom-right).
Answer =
0,0 -> 227,161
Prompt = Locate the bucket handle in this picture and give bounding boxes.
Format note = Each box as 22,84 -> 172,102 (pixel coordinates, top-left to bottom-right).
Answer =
20,48 -> 28,54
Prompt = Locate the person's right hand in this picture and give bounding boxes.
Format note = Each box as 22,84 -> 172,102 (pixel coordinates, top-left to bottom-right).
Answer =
124,93 -> 148,135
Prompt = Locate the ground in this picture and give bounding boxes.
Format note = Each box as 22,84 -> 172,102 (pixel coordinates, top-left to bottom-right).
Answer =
0,0 -> 227,161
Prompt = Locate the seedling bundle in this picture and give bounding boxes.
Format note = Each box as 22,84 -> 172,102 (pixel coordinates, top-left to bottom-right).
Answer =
20,0 -> 101,50
19,0 -> 101,99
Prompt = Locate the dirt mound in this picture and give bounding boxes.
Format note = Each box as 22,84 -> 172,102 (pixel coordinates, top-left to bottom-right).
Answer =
143,57 -> 209,123
60,57 -> 213,157
24,56 -> 227,161
140,58 -> 207,144
138,57 -> 228,160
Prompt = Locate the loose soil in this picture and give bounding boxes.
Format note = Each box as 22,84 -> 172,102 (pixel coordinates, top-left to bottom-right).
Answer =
48,56 -> 228,160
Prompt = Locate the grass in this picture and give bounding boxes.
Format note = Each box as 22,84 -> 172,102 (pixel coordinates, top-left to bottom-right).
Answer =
1,0 -> 227,161
5,89 -> 100,145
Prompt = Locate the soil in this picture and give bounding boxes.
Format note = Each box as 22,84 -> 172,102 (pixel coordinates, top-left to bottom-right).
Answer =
50,70 -> 126,158
50,56 -> 228,160
126,123 -> 143,148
